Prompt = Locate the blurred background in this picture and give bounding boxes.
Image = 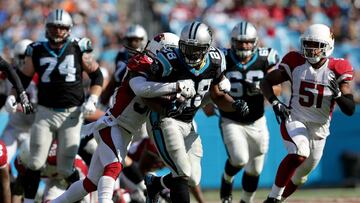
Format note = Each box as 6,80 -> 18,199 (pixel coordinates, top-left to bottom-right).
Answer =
0,0 -> 359,190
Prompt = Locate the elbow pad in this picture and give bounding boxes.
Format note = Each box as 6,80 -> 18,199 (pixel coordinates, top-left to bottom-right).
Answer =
336,94 -> 355,116
88,68 -> 104,86
16,69 -> 32,90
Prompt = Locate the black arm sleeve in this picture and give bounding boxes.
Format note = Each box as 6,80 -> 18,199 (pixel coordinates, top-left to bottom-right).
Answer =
88,68 -> 104,87
0,56 -> 25,94
16,69 -> 32,90
336,94 -> 355,116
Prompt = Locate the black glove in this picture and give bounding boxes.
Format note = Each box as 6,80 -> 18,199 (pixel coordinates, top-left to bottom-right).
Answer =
271,99 -> 290,123
244,80 -> 261,96
165,100 -> 187,118
232,99 -> 249,117
19,91 -> 34,114
328,71 -> 341,99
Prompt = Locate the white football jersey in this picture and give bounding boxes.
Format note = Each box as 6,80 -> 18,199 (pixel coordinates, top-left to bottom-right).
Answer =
280,52 -> 353,124
108,83 -> 149,133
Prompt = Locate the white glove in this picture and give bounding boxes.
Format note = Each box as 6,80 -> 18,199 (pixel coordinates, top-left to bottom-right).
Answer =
218,77 -> 231,93
5,95 -> 18,113
82,94 -> 98,116
177,79 -> 196,99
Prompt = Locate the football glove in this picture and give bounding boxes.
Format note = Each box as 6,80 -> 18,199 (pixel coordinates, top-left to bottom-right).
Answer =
218,77 -> 231,93
271,99 -> 291,123
165,99 -> 187,118
177,79 -> 196,99
5,95 -> 17,113
19,91 -> 34,114
82,94 -> 98,116
232,99 -> 249,117
328,71 -> 342,99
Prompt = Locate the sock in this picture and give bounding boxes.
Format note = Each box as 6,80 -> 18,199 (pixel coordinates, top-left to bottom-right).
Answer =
151,173 -> 172,191
282,180 -> 298,199
169,177 -> 190,203
123,162 -> 143,184
224,159 -> 242,183
23,169 -> 40,199
98,176 -> 116,203
269,154 -> 305,199
269,184 -> 285,200
52,180 -> 89,203
275,154 -> 306,187
241,172 -> 259,203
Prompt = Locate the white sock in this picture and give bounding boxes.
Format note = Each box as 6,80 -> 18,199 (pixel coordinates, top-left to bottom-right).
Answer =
52,180 -> 88,203
223,173 -> 234,183
24,198 -> 35,203
242,190 -> 256,203
98,176 -> 116,203
269,184 -> 284,200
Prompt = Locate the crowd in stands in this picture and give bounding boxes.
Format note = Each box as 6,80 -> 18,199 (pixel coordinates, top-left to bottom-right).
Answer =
0,0 -> 359,101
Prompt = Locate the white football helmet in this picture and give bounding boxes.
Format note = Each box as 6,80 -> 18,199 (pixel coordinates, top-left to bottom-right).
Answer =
125,24 -> 148,51
45,9 -> 73,44
179,21 -> 212,67
300,24 -> 334,64
231,21 -> 258,59
145,32 -> 179,58
13,39 -> 33,67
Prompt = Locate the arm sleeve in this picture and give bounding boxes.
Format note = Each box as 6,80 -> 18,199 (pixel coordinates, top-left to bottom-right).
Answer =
129,76 -> 177,98
336,94 -> 355,116
0,57 -> 25,94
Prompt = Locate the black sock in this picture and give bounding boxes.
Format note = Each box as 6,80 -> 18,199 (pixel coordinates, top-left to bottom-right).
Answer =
66,170 -> 80,186
23,169 -> 41,199
169,177 -> 190,203
123,163 -> 143,184
242,172 -> 259,192
225,159 -> 242,177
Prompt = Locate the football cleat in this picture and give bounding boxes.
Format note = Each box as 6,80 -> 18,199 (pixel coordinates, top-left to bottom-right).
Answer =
220,176 -> 233,203
145,174 -> 160,203
263,197 -> 282,203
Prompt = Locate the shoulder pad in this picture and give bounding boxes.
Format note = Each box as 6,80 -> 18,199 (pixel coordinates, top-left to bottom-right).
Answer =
266,48 -> 280,67
280,51 -> 306,70
76,37 -> 93,53
127,54 -> 153,73
328,58 -> 353,82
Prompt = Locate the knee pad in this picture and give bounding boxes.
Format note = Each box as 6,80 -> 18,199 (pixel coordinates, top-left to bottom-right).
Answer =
296,140 -> 310,158
103,162 -> 122,180
83,177 -> 97,193
291,174 -> 308,186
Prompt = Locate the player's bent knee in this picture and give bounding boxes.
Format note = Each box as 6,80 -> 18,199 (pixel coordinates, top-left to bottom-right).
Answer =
103,162 -> 123,180
83,177 -> 97,192
296,142 -> 310,158
292,175 -> 308,186
27,159 -> 44,171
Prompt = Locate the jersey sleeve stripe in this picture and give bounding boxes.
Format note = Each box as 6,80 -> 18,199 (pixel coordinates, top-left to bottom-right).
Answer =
158,53 -> 173,77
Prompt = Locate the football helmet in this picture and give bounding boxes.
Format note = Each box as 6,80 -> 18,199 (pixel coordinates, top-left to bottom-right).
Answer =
13,39 -> 33,67
45,9 -> 73,44
179,21 -> 212,67
231,21 -> 258,59
125,24 -> 148,51
145,32 -> 179,58
300,23 -> 334,64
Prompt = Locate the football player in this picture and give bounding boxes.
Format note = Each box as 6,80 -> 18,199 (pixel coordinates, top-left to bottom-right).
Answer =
0,54 -> 33,114
212,21 -> 281,203
12,139 -> 90,203
51,32 -> 196,203
0,140 -> 11,203
101,24 -> 148,106
261,24 -> 355,202
2,39 -> 36,168
16,9 -> 104,203
143,21 -> 249,203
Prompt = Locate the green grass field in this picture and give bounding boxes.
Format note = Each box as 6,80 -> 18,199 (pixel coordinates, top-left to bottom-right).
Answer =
199,188 -> 360,203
